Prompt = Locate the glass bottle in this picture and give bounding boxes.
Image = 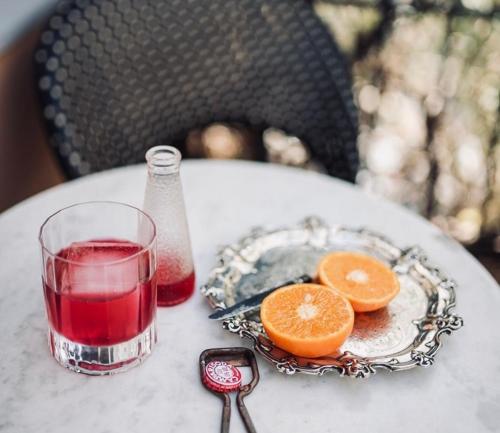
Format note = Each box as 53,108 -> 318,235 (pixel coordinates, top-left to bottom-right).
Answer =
143,146 -> 195,306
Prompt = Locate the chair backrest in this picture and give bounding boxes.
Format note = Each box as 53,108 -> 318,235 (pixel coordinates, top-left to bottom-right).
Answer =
35,0 -> 359,181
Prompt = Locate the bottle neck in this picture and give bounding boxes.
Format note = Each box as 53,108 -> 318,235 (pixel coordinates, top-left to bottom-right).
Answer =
146,146 -> 181,176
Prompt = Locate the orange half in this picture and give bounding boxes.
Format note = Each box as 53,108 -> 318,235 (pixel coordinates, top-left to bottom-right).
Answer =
317,251 -> 400,312
260,283 -> 354,358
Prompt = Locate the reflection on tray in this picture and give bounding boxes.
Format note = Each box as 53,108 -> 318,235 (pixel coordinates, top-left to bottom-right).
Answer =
352,308 -> 391,339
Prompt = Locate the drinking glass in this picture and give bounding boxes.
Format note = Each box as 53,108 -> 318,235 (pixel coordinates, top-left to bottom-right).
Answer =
39,201 -> 157,375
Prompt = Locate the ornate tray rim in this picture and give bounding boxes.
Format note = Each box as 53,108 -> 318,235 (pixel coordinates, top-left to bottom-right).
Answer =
201,217 -> 463,378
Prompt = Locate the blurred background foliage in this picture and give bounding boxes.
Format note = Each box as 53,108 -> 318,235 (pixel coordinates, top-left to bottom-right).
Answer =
315,0 -> 499,252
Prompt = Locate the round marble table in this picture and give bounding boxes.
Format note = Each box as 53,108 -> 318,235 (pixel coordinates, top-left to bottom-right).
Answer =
1,161 -> 499,433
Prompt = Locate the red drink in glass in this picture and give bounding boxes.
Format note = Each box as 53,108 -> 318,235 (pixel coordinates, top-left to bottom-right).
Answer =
44,240 -> 156,346
39,201 -> 157,375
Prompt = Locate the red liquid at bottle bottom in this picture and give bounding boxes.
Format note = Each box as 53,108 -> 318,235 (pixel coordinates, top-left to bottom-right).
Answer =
157,271 -> 195,306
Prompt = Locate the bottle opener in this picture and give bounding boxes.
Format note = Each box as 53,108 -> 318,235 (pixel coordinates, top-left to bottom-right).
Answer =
199,347 -> 260,433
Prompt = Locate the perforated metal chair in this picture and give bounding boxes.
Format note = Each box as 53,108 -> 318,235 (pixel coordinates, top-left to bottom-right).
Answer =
35,0 -> 359,181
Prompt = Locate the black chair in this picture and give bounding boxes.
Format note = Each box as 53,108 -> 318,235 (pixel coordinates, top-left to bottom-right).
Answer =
35,0 -> 359,181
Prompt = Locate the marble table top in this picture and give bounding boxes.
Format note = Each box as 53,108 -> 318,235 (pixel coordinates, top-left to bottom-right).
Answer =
0,160 -> 499,433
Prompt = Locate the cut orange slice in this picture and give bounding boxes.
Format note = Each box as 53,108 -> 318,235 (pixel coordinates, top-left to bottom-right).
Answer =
260,283 -> 354,358
317,251 -> 400,312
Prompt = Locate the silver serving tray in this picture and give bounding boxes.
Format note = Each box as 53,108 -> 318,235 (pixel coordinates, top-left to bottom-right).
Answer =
201,217 -> 463,378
